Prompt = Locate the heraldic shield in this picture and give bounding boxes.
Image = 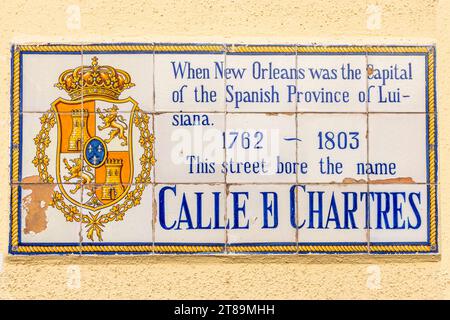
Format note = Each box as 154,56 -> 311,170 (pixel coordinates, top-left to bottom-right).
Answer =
33,57 -> 154,241
52,97 -> 136,210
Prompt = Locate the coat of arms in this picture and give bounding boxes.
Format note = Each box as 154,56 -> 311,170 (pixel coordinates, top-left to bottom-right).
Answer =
33,57 -> 154,241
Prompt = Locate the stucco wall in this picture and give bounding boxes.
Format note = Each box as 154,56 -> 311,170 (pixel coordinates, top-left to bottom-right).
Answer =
0,0 -> 449,299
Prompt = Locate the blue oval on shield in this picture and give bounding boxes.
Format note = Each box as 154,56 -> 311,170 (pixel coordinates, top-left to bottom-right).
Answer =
84,137 -> 107,168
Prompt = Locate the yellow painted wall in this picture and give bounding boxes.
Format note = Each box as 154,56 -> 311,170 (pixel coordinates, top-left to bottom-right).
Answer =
0,0 -> 448,299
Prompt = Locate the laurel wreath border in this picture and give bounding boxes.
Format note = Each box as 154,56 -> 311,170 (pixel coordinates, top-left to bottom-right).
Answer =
33,107 -> 154,241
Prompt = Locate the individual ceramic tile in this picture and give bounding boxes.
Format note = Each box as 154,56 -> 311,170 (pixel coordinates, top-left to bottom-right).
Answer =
225,52 -> 296,112
226,184 -> 297,253
297,113 -> 368,183
12,184 -> 82,248
20,52 -> 83,113
82,53 -> 154,112
154,52 -> 225,112
154,113 -> 225,183
368,184 -> 433,251
367,53 -> 427,113
296,184 -> 369,253
225,113 -> 297,183
80,184 -> 153,251
19,112 -> 82,184
154,184 -> 226,253
296,54 -> 367,112
368,113 -> 427,183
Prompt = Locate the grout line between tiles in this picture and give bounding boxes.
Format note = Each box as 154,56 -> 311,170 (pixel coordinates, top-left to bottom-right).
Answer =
151,181 -> 432,186
365,49 -> 371,254
224,44 -> 229,254
151,45 -> 156,253
294,45 -> 299,253
151,104 -> 156,253
78,48 -> 84,255
16,111 -> 438,115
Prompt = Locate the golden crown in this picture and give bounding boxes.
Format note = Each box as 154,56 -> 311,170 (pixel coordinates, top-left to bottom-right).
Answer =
55,57 -> 135,100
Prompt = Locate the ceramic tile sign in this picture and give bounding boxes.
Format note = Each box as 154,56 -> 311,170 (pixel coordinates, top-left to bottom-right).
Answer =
9,44 -> 437,255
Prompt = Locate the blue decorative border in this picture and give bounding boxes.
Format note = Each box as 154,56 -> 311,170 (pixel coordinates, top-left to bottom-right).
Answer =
9,43 -> 438,255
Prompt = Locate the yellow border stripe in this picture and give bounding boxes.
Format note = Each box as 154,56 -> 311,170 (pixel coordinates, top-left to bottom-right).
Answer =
428,50 -> 436,178
427,48 -> 437,249
16,45 -> 83,52
229,245 -> 296,253
12,50 -> 20,129
230,45 -> 295,53
16,246 -> 81,253
10,49 -> 21,248
154,44 -> 223,52
298,46 -> 366,53
366,46 -> 429,53
82,246 -> 153,253
430,182 -> 437,247
16,44 -> 155,52
83,44 -> 154,51
298,245 -> 367,252
154,246 -> 223,253
370,245 -> 431,253
11,50 -> 20,184
11,148 -> 19,183
13,44 -> 432,53
297,46 -> 430,53
10,186 -> 19,247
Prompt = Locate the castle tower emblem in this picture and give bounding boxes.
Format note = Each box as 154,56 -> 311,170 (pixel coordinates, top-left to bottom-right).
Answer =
33,56 -> 155,241
68,109 -> 90,151
102,158 -> 124,200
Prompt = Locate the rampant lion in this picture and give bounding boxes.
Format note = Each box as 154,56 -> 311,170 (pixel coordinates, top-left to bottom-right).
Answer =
97,105 -> 128,146
63,157 -> 94,195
